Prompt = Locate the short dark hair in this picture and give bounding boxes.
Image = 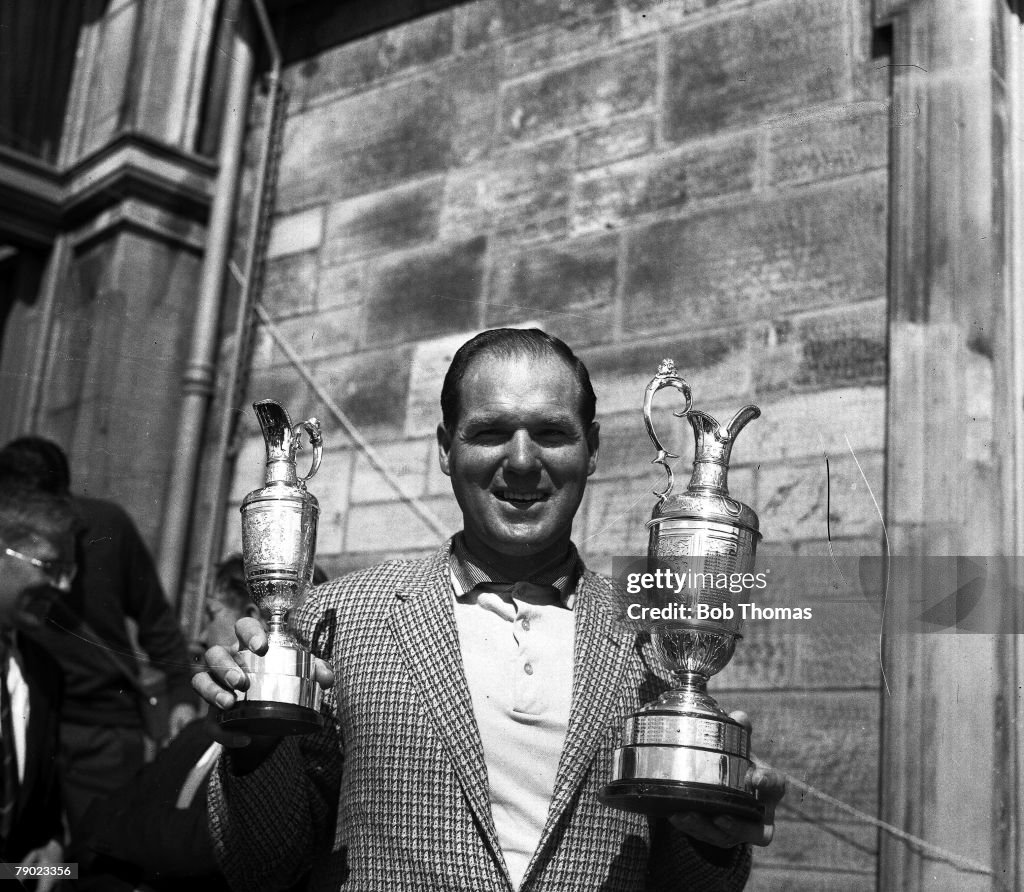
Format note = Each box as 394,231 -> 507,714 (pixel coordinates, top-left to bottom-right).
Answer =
0,437 -> 71,495
210,553 -> 328,611
440,328 -> 596,431
0,484 -> 79,550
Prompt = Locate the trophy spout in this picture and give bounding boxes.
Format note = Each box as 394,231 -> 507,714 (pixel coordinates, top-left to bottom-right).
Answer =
685,405 -> 760,496
254,399 -> 299,486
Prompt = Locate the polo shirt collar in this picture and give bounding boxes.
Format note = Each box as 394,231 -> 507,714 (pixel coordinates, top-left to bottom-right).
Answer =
449,534 -> 580,609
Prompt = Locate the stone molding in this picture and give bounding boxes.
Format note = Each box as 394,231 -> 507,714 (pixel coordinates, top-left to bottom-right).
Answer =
0,132 -> 215,249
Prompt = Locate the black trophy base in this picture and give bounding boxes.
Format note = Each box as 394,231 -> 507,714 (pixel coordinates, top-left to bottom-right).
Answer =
218,700 -> 323,736
599,779 -> 765,823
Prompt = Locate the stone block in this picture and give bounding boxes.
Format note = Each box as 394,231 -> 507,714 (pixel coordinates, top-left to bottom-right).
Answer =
455,1 -> 502,52
501,46 -> 657,144
486,234 -> 617,346
622,176 -> 888,334
349,439 -> 432,504
277,77 -> 453,211
746,867 -> 876,892
405,330 -> 480,437
750,302 -> 887,395
314,346 -> 415,435
266,207 -> 325,260
576,115 -> 656,169
616,0 -> 713,40
752,819 -> 876,873
743,386 -> 886,464
498,0 -> 617,37
768,102 -> 889,186
324,179 -> 444,266
362,237 -> 486,349
317,261 -> 367,310
718,626 -> 799,692
756,451 -> 885,543
311,447 -> 354,556
664,0 -> 849,141
574,137 -> 757,233
797,630 -> 880,688
272,304 -> 362,360
263,251 -> 318,318
449,53 -> 501,166
441,140 -> 573,241
344,495 -> 462,553
242,366 -> 313,438
229,434 -> 268,502
286,11 -> 454,108
793,303 -> 887,390
722,690 -> 879,820
582,477 -> 657,555
588,411 -> 656,481
503,13 -> 619,78
586,330 -> 756,418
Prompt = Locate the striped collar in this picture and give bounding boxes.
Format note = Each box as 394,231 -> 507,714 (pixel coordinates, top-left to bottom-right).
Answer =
449,534 -> 580,609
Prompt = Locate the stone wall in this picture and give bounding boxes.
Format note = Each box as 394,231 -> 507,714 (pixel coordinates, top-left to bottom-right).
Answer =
219,1 -> 891,887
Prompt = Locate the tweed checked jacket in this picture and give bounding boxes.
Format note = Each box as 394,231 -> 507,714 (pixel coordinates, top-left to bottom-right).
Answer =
208,539 -> 752,891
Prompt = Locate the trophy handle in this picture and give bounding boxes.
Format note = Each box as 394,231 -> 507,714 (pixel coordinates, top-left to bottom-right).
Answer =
643,359 -> 692,503
293,418 -> 323,484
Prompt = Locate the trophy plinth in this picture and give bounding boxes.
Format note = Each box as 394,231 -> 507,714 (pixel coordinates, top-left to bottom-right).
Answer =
218,624 -> 324,735
600,360 -> 764,821
218,400 -> 324,736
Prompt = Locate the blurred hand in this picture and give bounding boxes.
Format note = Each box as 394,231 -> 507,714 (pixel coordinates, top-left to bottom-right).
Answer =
20,838 -> 63,892
669,711 -> 786,849
168,702 -> 198,739
191,617 -> 334,749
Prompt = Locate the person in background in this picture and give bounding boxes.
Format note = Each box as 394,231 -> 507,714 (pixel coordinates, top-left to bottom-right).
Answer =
79,554 -> 324,892
0,437 -> 197,858
0,483 -> 79,890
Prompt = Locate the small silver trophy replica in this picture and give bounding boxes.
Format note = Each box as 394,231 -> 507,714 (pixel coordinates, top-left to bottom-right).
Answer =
600,360 -> 765,820
219,399 -> 324,736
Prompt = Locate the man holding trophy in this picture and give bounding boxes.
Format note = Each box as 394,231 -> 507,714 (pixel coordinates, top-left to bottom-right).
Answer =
193,328 -> 785,891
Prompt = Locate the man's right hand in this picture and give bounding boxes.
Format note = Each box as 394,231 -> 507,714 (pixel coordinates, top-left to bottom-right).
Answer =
191,617 -> 335,749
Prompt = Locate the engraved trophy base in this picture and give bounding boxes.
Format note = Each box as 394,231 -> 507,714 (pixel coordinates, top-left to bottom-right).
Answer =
600,685 -> 765,823
218,633 -> 323,736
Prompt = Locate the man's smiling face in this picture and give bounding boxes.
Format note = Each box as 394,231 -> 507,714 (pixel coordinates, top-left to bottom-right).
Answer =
437,353 -> 599,564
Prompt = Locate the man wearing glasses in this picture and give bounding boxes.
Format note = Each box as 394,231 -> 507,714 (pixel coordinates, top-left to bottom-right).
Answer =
0,437 -> 198,859
0,484 -> 78,888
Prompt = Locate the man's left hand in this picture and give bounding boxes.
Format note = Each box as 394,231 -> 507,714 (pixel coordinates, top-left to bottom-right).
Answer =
168,702 -> 198,739
669,709 -> 786,849
19,838 -> 64,892
669,765 -> 786,848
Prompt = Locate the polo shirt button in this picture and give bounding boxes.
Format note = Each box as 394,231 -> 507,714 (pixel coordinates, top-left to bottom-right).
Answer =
524,663 -> 534,675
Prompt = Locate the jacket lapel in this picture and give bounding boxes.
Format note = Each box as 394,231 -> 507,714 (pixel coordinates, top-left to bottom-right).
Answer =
526,569 -> 635,877
386,543 -> 511,888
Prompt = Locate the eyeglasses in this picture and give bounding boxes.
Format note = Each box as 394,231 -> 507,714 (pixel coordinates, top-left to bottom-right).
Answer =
3,546 -> 77,592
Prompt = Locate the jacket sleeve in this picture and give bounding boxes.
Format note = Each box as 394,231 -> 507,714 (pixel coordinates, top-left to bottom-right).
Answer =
647,819 -> 752,892
206,584 -> 344,891
206,706 -> 343,891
